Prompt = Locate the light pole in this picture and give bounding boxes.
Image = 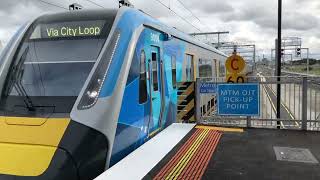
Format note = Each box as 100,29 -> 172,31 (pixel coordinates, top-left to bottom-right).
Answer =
276,0 -> 282,129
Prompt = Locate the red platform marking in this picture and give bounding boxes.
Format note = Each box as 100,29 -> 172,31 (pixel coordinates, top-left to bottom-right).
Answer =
153,129 -> 202,180
153,129 -> 222,180
177,130 -> 219,180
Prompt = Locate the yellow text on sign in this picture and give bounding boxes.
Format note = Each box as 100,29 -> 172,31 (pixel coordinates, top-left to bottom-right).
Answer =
226,74 -> 247,83
225,54 -> 245,74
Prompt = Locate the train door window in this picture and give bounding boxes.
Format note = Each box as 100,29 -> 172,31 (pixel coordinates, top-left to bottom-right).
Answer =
185,54 -> 193,81
152,51 -> 158,91
171,56 -> 176,89
139,50 -> 147,104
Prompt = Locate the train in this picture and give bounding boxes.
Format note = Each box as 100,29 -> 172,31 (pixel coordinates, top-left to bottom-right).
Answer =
0,7 -> 226,180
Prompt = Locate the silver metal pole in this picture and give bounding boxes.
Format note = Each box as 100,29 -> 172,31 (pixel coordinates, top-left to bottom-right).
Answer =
247,116 -> 251,128
307,48 -> 309,75
217,34 -> 220,49
302,77 -> 308,130
195,79 -> 201,122
253,45 -> 256,70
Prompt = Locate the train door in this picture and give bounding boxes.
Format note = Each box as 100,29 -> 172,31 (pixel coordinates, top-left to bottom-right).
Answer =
148,46 -> 163,136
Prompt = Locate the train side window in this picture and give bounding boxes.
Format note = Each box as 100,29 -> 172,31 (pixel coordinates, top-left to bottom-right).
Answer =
219,61 -> 225,77
139,50 -> 147,104
216,61 -> 220,77
199,59 -> 212,78
152,52 -> 158,91
171,56 -> 176,89
213,59 -> 217,77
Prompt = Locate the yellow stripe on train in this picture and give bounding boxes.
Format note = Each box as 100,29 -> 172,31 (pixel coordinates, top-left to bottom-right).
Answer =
0,116 -> 70,176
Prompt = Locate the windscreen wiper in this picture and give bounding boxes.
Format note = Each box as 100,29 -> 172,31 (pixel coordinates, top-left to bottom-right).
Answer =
7,47 -> 35,111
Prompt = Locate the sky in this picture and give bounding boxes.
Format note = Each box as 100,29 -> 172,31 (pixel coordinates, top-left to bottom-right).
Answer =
0,0 -> 319,60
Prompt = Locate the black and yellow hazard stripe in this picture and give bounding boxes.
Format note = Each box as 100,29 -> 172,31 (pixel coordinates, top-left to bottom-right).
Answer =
177,82 -> 195,123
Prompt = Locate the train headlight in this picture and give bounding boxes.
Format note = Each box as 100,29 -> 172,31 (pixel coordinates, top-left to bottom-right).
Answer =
87,90 -> 98,99
77,30 -> 120,110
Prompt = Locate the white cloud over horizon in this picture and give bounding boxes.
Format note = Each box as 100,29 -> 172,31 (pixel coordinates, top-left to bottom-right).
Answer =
0,0 -> 319,59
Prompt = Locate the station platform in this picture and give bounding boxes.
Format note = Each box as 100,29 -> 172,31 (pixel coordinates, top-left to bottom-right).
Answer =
96,124 -> 320,180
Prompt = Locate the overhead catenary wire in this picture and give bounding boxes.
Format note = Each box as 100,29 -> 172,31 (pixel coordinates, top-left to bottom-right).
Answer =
39,0 -> 106,10
152,0 -> 202,32
37,0 -> 68,10
38,0 -> 201,33
175,0 -> 210,29
83,0 -> 105,8
176,0 -> 231,43
176,0 -> 200,22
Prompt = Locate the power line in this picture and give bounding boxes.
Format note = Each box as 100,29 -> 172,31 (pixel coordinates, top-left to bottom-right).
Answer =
176,0 -> 200,21
176,0 -> 210,30
153,0 -> 202,32
39,0 -> 201,32
83,0 -> 105,8
37,0 -> 68,10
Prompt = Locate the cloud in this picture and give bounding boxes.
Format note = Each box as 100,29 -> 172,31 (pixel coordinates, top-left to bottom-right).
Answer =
283,12 -> 319,31
132,0 -> 172,18
0,0 -> 319,59
184,0 -> 234,14
219,4 -> 318,31
0,0 -> 70,44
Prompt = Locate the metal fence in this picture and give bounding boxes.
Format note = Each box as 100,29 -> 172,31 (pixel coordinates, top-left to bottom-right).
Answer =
196,76 -> 320,131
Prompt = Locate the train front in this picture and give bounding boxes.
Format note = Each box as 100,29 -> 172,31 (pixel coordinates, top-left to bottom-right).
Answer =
0,10 -> 118,180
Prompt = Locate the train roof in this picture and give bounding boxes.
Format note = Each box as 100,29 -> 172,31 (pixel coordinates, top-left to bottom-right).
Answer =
35,9 -> 118,23
34,8 -> 227,57
127,8 -> 228,57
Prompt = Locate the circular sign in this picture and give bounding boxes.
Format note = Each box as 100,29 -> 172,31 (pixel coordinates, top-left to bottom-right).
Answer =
225,54 -> 246,74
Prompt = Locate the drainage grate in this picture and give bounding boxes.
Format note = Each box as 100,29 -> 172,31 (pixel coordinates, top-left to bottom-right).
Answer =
273,146 -> 319,164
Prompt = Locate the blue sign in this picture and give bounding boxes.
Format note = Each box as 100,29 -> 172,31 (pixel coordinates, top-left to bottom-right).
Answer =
199,83 -> 217,94
217,83 -> 260,116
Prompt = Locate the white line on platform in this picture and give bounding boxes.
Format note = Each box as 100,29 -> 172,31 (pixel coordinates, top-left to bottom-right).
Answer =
95,123 -> 195,180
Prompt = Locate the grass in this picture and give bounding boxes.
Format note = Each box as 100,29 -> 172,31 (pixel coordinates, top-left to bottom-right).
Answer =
284,64 -> 320,75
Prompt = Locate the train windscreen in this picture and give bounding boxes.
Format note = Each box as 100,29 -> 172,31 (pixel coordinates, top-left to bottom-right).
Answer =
0,12 -> 116,115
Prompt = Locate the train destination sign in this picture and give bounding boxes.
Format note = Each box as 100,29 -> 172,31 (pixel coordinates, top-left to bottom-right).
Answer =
31,20 -> 105,39
46,26 -> 101,37
217,83 -> 260,116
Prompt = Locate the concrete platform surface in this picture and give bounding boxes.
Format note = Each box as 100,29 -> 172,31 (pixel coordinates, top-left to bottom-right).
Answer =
145,128 -> 320,180
203,128 -> 320,180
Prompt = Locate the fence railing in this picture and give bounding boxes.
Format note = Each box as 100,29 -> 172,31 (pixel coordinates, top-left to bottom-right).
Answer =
195,76 -> 320,131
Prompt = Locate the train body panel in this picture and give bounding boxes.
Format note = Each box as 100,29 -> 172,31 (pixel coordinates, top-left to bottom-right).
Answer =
0,7 -> 226,180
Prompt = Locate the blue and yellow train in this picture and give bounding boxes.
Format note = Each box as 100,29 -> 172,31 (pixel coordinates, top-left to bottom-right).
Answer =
0,7 -> 226,180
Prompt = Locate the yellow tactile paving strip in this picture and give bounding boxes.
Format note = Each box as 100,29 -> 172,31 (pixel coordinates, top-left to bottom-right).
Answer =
154,128 -> 222,180
165,129 -> 209,179
196,125 -> 244,133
